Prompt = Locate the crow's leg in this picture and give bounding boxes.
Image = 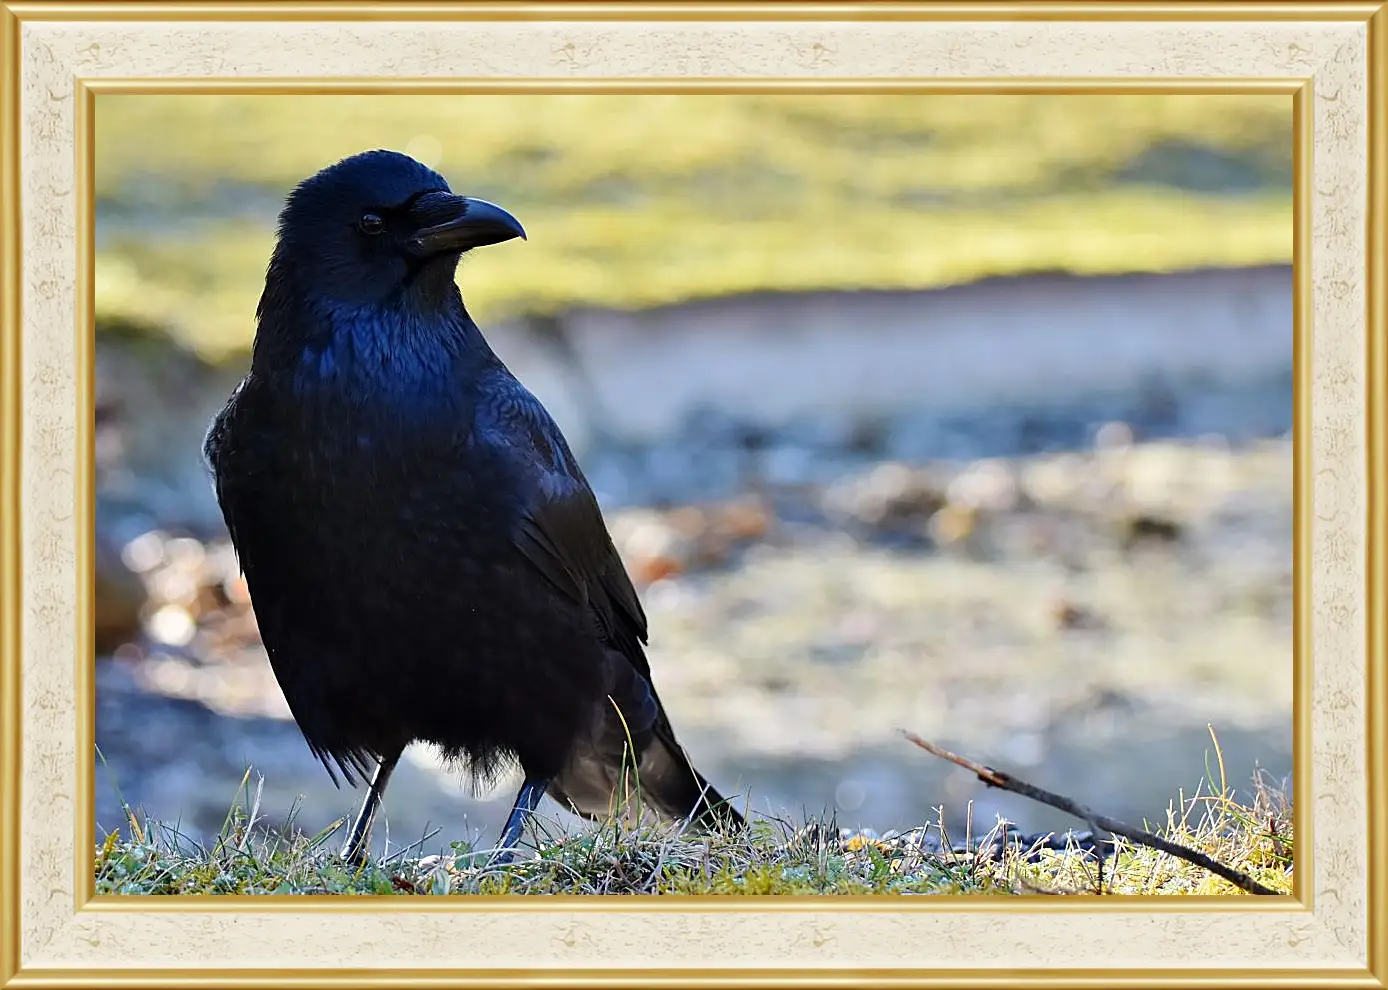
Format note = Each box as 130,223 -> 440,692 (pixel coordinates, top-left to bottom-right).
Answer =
492,777 -> 550,863
341,747 -> 403,867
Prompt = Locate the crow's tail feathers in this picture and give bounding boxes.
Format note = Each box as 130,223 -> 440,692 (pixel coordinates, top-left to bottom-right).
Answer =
547,662 -> 746,831
638,731 -> 746,832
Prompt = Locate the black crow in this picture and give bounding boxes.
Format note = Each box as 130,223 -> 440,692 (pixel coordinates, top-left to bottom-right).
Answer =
204,149 -> 744,864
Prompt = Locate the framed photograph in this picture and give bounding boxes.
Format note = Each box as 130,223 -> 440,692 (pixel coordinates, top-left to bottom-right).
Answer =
1,1 -> 1382,986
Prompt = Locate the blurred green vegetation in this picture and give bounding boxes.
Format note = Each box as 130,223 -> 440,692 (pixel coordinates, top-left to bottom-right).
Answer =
96,94 -> 1292,362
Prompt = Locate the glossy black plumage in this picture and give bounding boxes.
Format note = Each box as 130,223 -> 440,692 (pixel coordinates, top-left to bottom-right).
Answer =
204,150 -> 743,860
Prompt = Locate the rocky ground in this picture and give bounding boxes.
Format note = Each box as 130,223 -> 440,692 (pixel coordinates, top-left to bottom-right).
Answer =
94,357 -> 1293,857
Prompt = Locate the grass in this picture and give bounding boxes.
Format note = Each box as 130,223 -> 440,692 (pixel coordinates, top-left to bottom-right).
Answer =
95,758 -> 1294,897
94,94 -> 1292,361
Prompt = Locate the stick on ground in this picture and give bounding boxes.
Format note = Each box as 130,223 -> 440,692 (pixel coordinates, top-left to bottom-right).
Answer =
900,730 -> 1280,896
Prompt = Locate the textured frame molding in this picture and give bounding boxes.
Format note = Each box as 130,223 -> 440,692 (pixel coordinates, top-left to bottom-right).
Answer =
0,2 -> 1382,987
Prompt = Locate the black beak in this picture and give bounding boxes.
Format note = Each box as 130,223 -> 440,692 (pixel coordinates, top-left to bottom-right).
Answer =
406,192 -> 526,256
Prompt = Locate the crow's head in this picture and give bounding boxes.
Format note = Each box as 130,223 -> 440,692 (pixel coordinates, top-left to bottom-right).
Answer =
268,149 -> 525,309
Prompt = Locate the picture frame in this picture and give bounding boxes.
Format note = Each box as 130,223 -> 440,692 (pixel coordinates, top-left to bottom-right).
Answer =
1,2 -> 1382,986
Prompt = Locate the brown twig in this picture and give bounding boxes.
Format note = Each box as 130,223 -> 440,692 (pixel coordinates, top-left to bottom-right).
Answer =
900,730 -> 1280,896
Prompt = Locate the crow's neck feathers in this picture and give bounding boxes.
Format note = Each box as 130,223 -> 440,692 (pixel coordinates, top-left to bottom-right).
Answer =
252,261 -> 499,400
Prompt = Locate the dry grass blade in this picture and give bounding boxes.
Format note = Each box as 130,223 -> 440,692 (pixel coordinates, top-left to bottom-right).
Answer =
900,730 -> 1281,896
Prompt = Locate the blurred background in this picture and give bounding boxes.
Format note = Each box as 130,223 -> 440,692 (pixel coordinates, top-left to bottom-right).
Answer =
94,94 -> 1294,857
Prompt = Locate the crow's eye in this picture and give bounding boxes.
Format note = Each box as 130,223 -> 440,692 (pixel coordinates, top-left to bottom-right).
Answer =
357,214 -> 385,236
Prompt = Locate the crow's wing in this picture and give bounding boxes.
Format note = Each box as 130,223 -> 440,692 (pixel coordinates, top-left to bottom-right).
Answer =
479,371 -> 742,826
480,374 -> 651,674
514,479 -> 650,662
